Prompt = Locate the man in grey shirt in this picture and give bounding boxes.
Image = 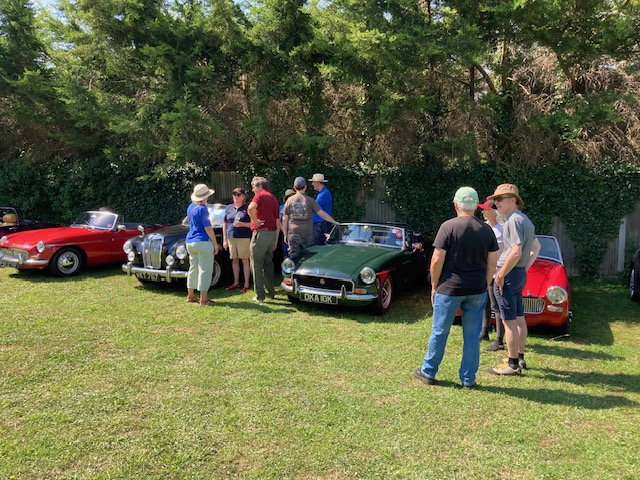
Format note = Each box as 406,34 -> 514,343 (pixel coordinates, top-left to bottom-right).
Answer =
486,184 -> 540,375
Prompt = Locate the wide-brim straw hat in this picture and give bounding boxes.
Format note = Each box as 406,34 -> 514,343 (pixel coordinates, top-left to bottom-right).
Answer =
191,183 -> 215,202
487,183 -> 524,207
308,173 -> 328,183
283,189 -> 295,202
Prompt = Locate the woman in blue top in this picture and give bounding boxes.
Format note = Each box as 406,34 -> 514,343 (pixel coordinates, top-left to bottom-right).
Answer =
186,183 -> 219,306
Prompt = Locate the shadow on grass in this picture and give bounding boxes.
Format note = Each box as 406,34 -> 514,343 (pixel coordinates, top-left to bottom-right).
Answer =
541,369 -> 640,393
481,386 -> 638,409
6,263 -> 124,282
530,343 -> 624,361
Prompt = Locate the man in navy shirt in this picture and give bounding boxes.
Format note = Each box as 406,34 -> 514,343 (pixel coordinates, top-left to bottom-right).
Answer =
309,173 -> 333,245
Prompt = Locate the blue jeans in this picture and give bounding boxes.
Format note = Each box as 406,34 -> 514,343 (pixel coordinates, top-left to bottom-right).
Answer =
421,292 -> 487,386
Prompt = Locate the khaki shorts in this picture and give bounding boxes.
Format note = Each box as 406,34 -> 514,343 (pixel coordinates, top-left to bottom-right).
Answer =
228,237 -> 250,259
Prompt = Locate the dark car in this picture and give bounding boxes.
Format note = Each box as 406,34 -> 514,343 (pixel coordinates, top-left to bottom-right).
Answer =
0,206 -> 61,236
122,203 -> 230,288
630,248 -> 640,303
280,222 -> 431,315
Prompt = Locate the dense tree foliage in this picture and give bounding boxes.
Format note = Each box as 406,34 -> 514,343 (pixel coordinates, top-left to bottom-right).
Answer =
1,0 -> 639,275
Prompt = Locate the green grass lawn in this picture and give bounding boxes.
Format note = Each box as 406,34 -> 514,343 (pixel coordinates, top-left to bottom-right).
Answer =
1,266 -> 638,479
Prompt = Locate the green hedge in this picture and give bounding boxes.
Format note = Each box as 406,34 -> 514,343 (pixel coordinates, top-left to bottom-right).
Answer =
1,157 -> 638,276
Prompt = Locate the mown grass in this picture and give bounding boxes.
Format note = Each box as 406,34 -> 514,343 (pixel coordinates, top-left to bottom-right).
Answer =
1,266 -> 638,479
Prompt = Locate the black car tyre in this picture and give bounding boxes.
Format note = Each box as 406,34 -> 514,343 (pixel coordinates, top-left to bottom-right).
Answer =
371,275 -> 393,315
209,258 -> 223,289
630,266 -> 640,303
49,247 -> 83,277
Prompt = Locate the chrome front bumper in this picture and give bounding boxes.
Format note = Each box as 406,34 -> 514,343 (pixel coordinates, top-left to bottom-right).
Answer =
0,251 -> 48,268
122,263 -> 187,282
280,279 -> 377,302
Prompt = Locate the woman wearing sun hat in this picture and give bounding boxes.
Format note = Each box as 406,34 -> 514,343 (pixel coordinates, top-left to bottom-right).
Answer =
186,183 -> 220,306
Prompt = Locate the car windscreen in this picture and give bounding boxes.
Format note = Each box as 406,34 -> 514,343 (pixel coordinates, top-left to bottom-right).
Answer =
538,236 -> 561,262
328,224 -> 404,249
72,211 -> 118,230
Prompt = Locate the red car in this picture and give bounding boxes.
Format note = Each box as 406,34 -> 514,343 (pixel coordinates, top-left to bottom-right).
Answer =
454,235 -> 571,333
523,235 -> 571,333
0,210 -> 163,277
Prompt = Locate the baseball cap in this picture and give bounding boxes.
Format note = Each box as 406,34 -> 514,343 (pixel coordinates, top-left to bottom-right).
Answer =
293,176 -> 306,189
453,186 -> 479,206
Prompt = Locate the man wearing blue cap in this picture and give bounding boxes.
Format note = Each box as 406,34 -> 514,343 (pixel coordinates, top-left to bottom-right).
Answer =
415,187 -> 499,389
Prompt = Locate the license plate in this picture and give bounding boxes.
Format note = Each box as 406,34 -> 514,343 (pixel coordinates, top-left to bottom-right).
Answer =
0,257 -> 18,268
136,272 -> 161,282
301,293 -> 338,304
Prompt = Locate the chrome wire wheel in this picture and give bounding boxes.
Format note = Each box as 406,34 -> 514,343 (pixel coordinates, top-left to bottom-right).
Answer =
50,248 -> 83,276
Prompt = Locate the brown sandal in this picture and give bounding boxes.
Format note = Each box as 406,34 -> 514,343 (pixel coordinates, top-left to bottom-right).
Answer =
187,297 -> 199,303
200,300 -> 216,306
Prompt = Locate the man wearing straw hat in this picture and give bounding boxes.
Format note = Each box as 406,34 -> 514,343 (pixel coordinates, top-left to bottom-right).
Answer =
309,173 -> 333,245
486,184 -> 539,375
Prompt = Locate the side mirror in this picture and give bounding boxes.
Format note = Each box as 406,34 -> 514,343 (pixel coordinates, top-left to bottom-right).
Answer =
137,225 -> 145,235
117,224 -> 126,232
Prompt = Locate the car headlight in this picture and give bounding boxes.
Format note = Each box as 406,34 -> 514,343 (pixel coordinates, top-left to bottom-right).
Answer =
36,241 -> 46,253
127,251 -> 136,262
166,255 -> 175,266
0,236 -> 7,245
123,240 -> 133,254
547,286 -> 568,305
282,258 -> 296,274
360,267 -> 376,285
176,244 -> 187,260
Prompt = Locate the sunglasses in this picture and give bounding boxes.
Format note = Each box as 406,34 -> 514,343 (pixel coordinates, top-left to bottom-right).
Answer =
494,195 -> 513,202
232,192 -> 243,196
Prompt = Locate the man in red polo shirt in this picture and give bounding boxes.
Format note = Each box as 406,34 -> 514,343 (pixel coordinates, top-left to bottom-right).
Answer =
247,176 -> 280,302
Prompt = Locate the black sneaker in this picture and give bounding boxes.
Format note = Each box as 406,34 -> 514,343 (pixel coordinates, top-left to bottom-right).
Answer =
479,333 -> 490,341
414,368 -> 436,385
485,341 -> 505,352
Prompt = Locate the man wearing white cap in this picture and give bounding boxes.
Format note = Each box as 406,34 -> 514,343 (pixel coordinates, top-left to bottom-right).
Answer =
415,187 -> 498,389
309,173 -> 333,245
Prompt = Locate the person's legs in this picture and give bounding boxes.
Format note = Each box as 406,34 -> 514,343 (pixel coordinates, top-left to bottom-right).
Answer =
459,292 -> 487,386
486,281 -> 505,350
250,232 -> 270,300
228,238 -> 240,286
186,242 -> 199,302
261,231 -> 276,298
241,258 -> 251,289
196,241 -> 214,305
480,284 -> 492,340
420,293 -> 463,380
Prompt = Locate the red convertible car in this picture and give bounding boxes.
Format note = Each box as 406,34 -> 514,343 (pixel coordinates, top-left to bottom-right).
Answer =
0,210 -> 163,276
455,234 -> 571,333
520,235 -> 571,332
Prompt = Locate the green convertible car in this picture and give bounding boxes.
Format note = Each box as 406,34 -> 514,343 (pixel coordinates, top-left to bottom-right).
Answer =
280,222 -> 432,315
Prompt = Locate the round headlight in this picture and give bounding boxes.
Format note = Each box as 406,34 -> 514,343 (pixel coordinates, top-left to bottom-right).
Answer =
547,286 -> 568,305
166,255 -> 175,266
281,258 -> 296,274
176,244 -> 187,260
0,236 -> 7,245
123,240 -> 133,254
36,241 -> 46,253
360,267 -> 376,285
127,251 -> 136,262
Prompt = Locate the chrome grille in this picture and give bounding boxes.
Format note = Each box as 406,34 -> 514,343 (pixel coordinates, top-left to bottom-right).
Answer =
1,247 -> 28,257
523,297 -> 545,314
142,236 -> 164,268
293,274 -> 353,292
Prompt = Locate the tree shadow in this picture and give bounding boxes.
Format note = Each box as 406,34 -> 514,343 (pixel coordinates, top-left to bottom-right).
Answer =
5,263 -> 124,283
530,343 -> 624,362
541,368 -> 640,394
480,386 -> 638,409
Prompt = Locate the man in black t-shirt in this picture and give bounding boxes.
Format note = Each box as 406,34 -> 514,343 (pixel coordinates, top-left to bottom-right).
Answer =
414,187 -> 498,389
